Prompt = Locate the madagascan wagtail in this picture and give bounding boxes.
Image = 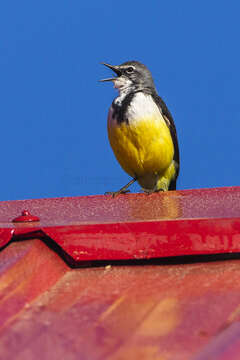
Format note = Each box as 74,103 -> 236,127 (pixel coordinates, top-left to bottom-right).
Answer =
100,61 -> 179,197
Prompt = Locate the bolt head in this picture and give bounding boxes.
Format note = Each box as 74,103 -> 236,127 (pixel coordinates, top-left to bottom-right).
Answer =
12,210 -> 40,223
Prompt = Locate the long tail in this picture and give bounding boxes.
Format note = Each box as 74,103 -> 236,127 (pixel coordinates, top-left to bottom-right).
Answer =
169,178 -> 177,191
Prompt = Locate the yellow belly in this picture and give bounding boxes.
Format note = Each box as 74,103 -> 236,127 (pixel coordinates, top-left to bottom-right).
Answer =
108,114 -> 174,188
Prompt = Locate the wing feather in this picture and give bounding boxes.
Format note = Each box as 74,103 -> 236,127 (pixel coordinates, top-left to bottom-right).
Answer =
152,94 -> 180,189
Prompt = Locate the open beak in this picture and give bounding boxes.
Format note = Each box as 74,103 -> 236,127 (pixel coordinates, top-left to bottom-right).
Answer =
99,63 -> 122,82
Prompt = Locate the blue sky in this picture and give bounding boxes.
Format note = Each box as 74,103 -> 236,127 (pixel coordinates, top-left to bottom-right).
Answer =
0,1 -> 239,200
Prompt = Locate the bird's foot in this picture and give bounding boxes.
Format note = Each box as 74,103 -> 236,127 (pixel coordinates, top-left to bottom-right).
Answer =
142,188 -> 164,195
105,178 -> 136,198
105,189 -> 130,198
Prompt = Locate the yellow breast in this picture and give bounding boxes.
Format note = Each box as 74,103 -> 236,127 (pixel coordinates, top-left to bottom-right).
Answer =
108,93 -> 174,180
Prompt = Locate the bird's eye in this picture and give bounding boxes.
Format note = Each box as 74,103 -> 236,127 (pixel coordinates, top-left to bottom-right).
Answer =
126,67 -> 134,73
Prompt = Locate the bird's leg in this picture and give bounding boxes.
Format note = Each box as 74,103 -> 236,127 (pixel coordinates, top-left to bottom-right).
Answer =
105,178 -> 136,198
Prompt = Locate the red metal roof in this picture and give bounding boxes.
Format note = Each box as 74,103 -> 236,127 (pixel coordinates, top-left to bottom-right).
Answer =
1,187 -> 240,359
1,186 -> 240,263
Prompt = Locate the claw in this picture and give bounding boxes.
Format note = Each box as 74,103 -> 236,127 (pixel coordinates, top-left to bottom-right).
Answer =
142,188 -> 164,195
105,178 -> 136,198
105,189 -> 130,198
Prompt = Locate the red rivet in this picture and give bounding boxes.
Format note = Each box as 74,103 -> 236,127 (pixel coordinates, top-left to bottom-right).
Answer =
12,210 -> 40,223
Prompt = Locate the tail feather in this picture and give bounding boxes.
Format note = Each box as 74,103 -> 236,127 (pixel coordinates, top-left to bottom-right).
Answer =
169,178 -> 177,191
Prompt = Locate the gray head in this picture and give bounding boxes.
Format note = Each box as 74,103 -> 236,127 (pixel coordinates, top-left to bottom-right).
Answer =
100,61 -> 156,94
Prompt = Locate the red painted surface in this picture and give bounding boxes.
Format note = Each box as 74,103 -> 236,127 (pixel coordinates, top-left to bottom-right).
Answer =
0,187 -> 240,263
192,322 -> 240,360
1,239 -> 240,359
0,187 -> 240,359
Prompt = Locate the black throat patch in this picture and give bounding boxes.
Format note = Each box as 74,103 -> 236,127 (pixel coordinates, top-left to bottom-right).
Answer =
111,89 -> 154,124
111,92 -> 137,125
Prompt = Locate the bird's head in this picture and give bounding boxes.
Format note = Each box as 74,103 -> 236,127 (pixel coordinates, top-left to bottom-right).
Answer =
100,61 -> 156,95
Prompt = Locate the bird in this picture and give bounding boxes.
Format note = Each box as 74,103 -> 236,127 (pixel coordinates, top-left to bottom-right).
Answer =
100,60 -> 179,197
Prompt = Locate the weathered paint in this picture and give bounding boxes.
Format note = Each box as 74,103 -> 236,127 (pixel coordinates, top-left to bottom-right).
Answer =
0,187 -> 240,263
0,188 -> 240,359
1,240 -> 240,359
